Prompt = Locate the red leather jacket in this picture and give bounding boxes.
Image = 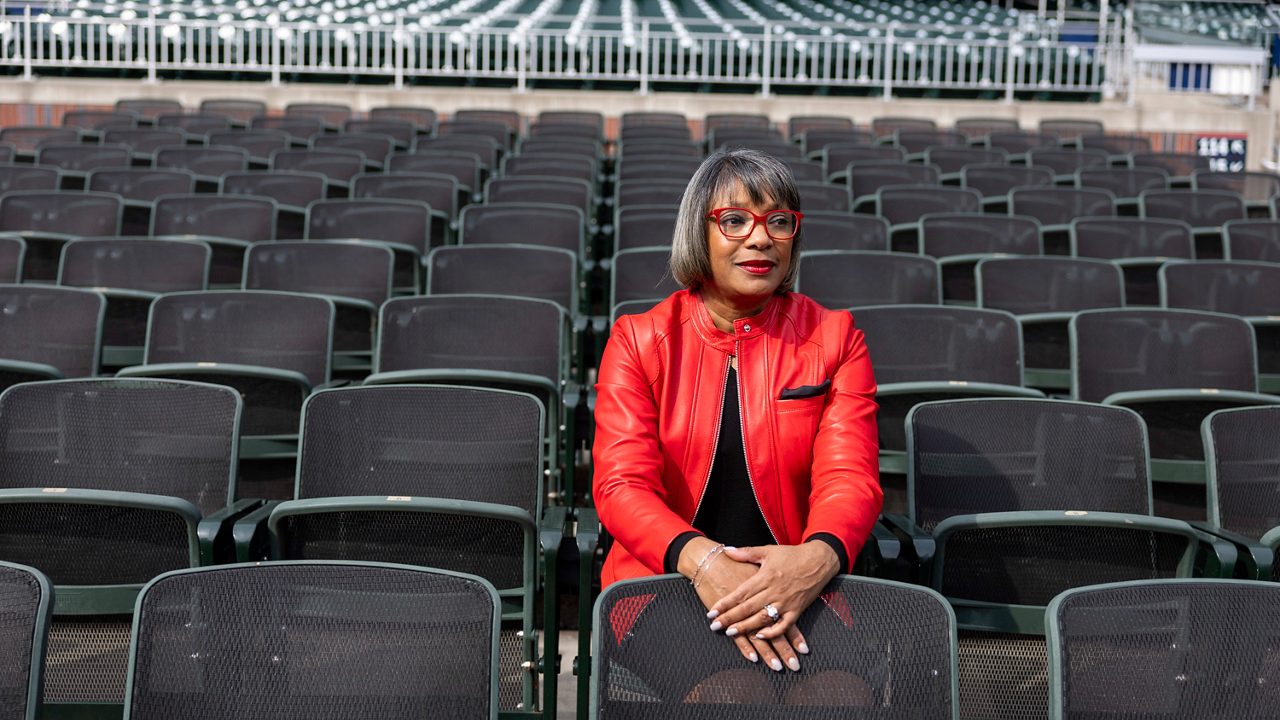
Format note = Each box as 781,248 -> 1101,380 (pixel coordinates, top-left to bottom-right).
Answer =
592,289 -> 882,586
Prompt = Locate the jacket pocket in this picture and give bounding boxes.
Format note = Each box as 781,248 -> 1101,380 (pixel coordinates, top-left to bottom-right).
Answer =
778,379 -> 831,401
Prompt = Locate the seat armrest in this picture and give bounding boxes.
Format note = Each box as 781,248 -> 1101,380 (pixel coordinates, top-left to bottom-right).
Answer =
1189,521 -> 1264,578
232,501 -> 281,563
198,497 -> 265,565
881,513 -> 936,578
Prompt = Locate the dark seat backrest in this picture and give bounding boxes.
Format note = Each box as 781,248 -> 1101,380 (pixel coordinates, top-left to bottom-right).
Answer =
59,238 -> 209,292
798,252 -> 940,308
977,257 -> 1124,314
244,241 -> 393,306
1071,217 -> 1193,260
1160,261 -> 1280,316
152,194 -> 275,242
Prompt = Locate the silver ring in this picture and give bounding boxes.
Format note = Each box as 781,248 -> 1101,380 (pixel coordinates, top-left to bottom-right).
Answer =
764,604 -> 780,622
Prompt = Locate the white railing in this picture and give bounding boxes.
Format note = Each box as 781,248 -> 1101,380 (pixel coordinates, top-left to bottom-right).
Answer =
0,7 -> 1119,97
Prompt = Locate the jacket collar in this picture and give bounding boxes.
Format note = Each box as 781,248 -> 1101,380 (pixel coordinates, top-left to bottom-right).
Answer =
686,289 -> 783,352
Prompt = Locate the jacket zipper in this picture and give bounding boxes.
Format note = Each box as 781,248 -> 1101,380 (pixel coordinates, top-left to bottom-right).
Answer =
691,359 -> 730,520
737,337 -> 779,542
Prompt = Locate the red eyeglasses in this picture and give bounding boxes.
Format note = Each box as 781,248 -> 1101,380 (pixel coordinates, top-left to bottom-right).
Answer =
706,207 -> 803,240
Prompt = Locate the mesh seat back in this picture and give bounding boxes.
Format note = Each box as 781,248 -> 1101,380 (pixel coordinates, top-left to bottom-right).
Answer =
352,172 -> 457,219
1141,189 -> 1246,227
1050,580 -> 1280,719
129,563 -> 496,720
849,162 -> 939,200
461,203 -> 583,254
798,252 -> 939,308
872,116 -> 937,138
617,159 -> 703,183
923,146 -> 1008,174
152,194 -> 275,242
778,159 -> 824,183
1224,219 -> 1280,262
298,385 -> 543,516
504,155 -> 596,183
426,246 -> 576,312
595,575 -> 955,719
1161,261 -> 1280,316
418,135 -> 502,169
612,248 -> 681,305
1072,309 -> 1258,402
59,238 -> 208,292
878,187 -> 981,225
908,399 -> 1150,532
977,257 -> 1124,314
855,305 -> 1023,386
616,206 -> 679,250
1010,187 -> 1115,226
920,214 -> 1040,258
1079,133 -> 1153,155
245,242 -> 393,306
199,99 -> 268,124
0,127 -> 79,152
1072,217 -> 1193,260
1076,167 -> 1169,198
486,177 -> 591,217
953,117 -> 1021,139
894,130 -> 967,154
986,130 -> 1060,155
36,143 -> 131,173
377,295 -> 563,391
0,286 -> 103,378
706,113 -> 772,132
717,141 -> 800,160
0,562 -> 47,719
454,109 -> 522,133
114,100 -> 183,121
146,291 -> 333,386
1205,407 -> 1280,538
369,106 -> 438,133
314,135 -> 395,166
519,137 -> 602,159
221,170 -> 326,209
1039,119 -> 1104,141
620,112 -> 688,129
1027,148 -> 1110,176
156,114 -> 233,135
62,111 -> 138,132
0,166 -> 59,193
388,152 -> 480,191
206,130 -> 292,161
285,102 -> 352,127
271,149 -> 363,183
0,378 -> 238,514
249,116 -> 324,143
824,143 -> 906,174
0,237 -> 23,283
1193,170 -> 1280,203
796,182 -> 848,212
798,128 -> 874,155
0,191 -> 122,237
1131,152 -> 1209,177
790,117 -> 856,136
344,119 -> 416,148
154,146 -> 249,178
307,199 -> 430,254
801,212 -> 889,252
87,169 -> 196,202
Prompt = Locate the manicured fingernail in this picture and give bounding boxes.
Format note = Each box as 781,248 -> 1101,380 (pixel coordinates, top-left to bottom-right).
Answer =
709,621 -> 722,632
725,627 -> 738,637
797,642 -> 810,655
754,633 -> 765,640
724,546 -> 737,550
706,609 -> 719,620
770,659 -> 783,672
748,652 -> 758,663
787,657 -> 800,672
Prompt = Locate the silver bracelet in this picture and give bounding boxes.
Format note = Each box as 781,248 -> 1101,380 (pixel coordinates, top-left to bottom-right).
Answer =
691,544 -> 725,588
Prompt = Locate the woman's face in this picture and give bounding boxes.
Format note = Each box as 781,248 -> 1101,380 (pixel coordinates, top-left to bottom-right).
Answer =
702,179 -> 794,313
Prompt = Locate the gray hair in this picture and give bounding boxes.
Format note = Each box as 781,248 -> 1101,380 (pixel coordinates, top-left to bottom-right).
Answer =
669,148 -> 803,293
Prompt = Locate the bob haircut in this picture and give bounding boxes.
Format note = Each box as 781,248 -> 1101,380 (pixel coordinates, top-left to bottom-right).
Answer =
669,147 -> 803,293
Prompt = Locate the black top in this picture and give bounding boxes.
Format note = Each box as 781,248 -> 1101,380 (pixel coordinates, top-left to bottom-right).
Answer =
664,367 -> 849,573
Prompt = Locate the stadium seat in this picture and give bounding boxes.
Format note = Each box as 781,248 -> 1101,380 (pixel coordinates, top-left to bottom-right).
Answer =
985,130 -> 1061,156
102,127 -> 188,164
1075,166 -> 1169,214
0,285 -> 104,388
1009,186 -> 1116,254
788,114 -> 854,139
115,98 -> 183,123
285,101 -> 352,132
613,205 -> 679,251
918,214 -> 1042,303
87,167 -> 197,236
616,180 -> 689,208
821,143 -> 906,182
486,176 -> 595,225
0,235 -> 25,283
306,197 -> 434,293
438,120 -> 515,154
876,186 -> 983,252
461,202 -> 587,259
1192,169 -> 1280,215
798,127 -> 875,157
892,129 -> 967,155
519,136 -> 604,159
207,129 -> 293,167
796,251 -> 941,309
61,110 -> 138,138
871,116 -> 936,139
503,154 -> 598,185
312,134 -> 396,171
271,148 -> 366,196
0,165 -> 61,194
1080,133 -> 1154,159
1203,406 -> 1280,578
35,143 -> 131,190
454,109 -> 523,135
923,145 -> 1008,177
426,244 -> 580,317
0,127 -> 79,163
344,118 -> 417,150
200,98 -> 267,127
777,157 -> 825,183
611,247 -> 682,309
0,561 -> 50,720
1141,188 -> 1247,259
369,106 -> 438,135
1130,151 -> 1210,184
961,164 -> 1055,212
389,150 -> 482,199
153,145 -> 250,191
221,169 -> 327,241
849,162 -> 941,213
0,190 -> 123,282
152,193 -> 276,286
616,158 -> 703,183
796,181 -> 849,212
1027,147 -> 1110,180
351,172 -> 457,246
1071,216 -> 1195,306
800,212 -> 890,252
1224,218 -> 1280,261
1039,118 -> 1104,142
249,115 -> 324,145
155,113 -> 233,136
953,116 -> 1020,139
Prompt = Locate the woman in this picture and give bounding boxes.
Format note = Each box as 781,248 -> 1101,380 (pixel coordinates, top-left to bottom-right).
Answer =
593,148 -> 882,675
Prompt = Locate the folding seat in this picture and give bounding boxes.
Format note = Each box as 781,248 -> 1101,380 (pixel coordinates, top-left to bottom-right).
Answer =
350,171 -> 458,246
517,136 -> 602,159
206,129 -> 293,167
611,247 -> 681,310
620,124 -> 691,144
977,256 -> 1124,390
124,562 -> 498,719
821,143 -> 906,183
985,129 -> 1061,156
1192,169 -> 1280,216
284,101 -> 352,132
244,241 -> 393,375
923,145 -> 1008,178
369,105 -> 438,135
713,139 -> 801,160
453,109 -> 523,136
438,120 -> 514,153
426,244 -> 580,317
61,110 -> 138,139
1071,308 -> 1280,518
1009,186 -> 1116,255
776,157 -> 824,183
1161,260 -> 1280,391
1071,216 -> 1194,306
892,129 -> 967,155
616,179 -> 688,209
848,161 -> 940,213
613,205 -> 678,252
460,202 -> 586,264
388,150 -> 482,200
877,186 -> 983,252
34,143 -> 131,190
85,167 -> 192,235
1048,580 -> 1280,718
1141,188 -> 1247,259
415,135 -> 503,177
313,133 -> 396,171
705,113 -> 771,135
620,111 -> 688,130
220,169 -> 327,240
707,126 -> 785,151
0,236 -> 25,283
0,190 -> 122,282
800,212 -> 889,251
1075,166 -> 1169,215
1130,151 -> 1210,185
616,157 -> 703,183
152,193 -> 276,286
153,145 -> 250,192
919,214 -> 1041,304
199,98 -> 267,127
486,176 -> 595,239
115,98 -> 183,124
796,181 -> 849,212
248,115 -> 324,145
871,116 -> 936,140
0,165 -> 60,193
59,237 -> 210,367
0,377 -> 245,715
798,127 -> 875,157
503,154 -> 598,186
897,397 -> 1226,720
796,251 -> 940,309
592,575 -> 955,719
1224,217 -> 1280,261
961,163 -> 1054,212
155,113 -> 233,136
102,127 -> 188,164
258,388 -> 555,716
306,198 -> 433,293
0,127 -> 80,162
1203,406 -> 1280,578
1038,118 -> 1104,143
528,124 -> 603,146
0,285 -> 103,389
270,148 -> 365,196
343,118 -> 416,150
786,113 -> 853,140
617,139 -> 702,159
1027,147 -> 1110,181
952,116 -> 1020,140
1080,133 -> 1154,160
537,109 -> 604,135
610,298 -> 662,324
117,290 -> 335,470
0,561 -> 50,720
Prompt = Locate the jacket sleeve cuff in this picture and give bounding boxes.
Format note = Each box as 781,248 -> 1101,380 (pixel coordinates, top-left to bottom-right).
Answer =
806,533 -> 850,573
664,531 -> 702,574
